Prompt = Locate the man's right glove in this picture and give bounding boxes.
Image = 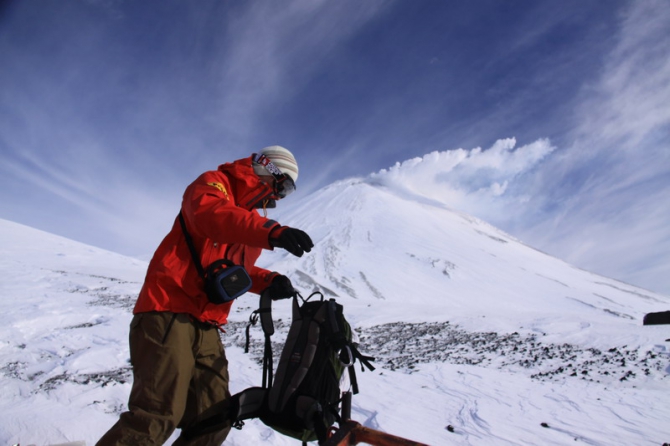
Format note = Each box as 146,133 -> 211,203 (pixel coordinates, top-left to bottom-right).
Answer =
267,274 -> 296,300
269,226 -> 314,257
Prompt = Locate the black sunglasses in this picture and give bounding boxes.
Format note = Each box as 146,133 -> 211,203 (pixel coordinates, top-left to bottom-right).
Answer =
253,153 -> 296,199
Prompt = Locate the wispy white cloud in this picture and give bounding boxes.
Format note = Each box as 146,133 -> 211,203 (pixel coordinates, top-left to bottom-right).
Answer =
0,0 -> 389,255
368,137 -> 556,220
507,1 -> 670,293
574,1 -> 670,148
201,0 -> 388,146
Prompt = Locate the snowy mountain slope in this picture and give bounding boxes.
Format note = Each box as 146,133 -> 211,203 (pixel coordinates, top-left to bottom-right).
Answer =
0,220 -> 146,444
255,176 -> 666,346
0,163 -> 669,446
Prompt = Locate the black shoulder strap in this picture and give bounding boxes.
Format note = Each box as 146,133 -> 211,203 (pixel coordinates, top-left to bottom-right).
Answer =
178,211 -> 206,280
259,290 -> 274,389
245,290 -> 276,387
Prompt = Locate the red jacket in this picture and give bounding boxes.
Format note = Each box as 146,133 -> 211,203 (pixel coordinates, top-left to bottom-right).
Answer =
134,156 -> 281,325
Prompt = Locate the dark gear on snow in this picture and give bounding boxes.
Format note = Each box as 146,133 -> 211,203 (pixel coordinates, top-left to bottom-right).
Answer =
270,226 -> 314,257
643,310 -> 670,325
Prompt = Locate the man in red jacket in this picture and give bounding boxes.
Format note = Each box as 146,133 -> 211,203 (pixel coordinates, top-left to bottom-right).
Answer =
97,146 -> 313,446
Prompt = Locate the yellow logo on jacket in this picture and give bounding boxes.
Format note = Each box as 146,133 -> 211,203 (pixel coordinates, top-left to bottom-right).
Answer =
207,182 -> 229,199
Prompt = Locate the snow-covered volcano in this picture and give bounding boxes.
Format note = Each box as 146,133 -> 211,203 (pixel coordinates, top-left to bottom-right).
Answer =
257,166 -> 666,345
1,158 -> 669,445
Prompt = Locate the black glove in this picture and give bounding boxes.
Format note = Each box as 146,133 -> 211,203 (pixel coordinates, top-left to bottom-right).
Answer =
267,275 -> 296,300
269,226 -> 314,257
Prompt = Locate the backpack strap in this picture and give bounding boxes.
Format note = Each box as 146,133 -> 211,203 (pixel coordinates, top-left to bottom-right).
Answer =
325,298 -> 375,395
346,343 -> 376,395
351,344 -> 376,372
258,289 -> 274,388
180,387 -> 268,441
245,289 -> 275,387
231,387 -> 268,421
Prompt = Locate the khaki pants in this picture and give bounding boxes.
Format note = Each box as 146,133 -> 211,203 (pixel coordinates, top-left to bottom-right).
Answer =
97,312 -> 232,446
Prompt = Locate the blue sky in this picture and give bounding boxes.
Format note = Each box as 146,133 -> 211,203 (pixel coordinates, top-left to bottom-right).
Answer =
1,0 -> 668,295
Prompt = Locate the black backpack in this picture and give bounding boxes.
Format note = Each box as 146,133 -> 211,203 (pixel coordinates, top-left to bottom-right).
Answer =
231,291 -> 375,445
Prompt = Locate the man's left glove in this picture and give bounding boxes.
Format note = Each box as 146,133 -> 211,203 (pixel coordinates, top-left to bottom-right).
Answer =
269,226 -> 314,257
267,274 -> 296,300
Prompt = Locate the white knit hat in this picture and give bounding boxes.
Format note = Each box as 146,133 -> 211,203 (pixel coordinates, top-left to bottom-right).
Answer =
253,145 -> 299,182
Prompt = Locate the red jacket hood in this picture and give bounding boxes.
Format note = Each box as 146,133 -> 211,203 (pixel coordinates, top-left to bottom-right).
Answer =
217,156 -> 274,210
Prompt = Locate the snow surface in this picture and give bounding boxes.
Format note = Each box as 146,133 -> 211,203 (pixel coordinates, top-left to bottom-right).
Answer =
1,169 -> 669,445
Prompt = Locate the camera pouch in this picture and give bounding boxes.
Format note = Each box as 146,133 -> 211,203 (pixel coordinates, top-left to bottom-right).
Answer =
205,259 -> 253,304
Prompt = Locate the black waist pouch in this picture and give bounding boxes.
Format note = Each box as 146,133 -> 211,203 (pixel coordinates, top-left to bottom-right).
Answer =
178,212 -> 252,305
205,259 -> 253,304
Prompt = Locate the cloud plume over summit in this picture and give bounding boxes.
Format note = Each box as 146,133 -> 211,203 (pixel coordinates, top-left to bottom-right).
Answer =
369,138 -> 555,220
